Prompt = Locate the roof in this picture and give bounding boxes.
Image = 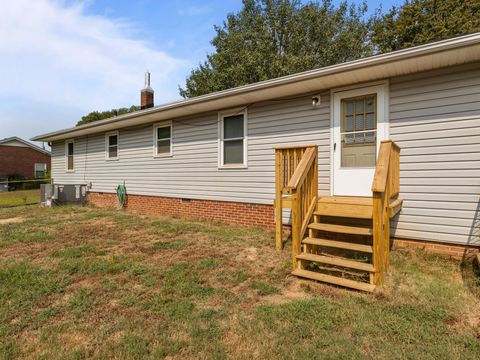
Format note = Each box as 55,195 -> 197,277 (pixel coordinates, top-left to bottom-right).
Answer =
0,137 -> 51,155
32,32 -> 480,142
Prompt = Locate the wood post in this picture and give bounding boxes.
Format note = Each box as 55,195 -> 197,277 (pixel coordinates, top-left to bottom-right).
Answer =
275,150 -> 283,250
291,191 -> 300,269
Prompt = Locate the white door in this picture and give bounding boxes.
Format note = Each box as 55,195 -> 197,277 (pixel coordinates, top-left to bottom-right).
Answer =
332,83 -> 389,196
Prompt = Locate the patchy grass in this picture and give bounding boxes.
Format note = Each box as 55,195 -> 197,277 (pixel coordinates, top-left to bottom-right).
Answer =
0,205 -> 479,359
0,189 -> 40,207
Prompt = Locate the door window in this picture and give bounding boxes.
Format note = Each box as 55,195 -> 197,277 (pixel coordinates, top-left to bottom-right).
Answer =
341,94 -> 377,167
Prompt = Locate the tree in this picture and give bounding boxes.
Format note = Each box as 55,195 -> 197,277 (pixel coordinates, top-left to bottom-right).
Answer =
370,0 -> 480,53
76,106 -> 140,126
179,0 -> 371,98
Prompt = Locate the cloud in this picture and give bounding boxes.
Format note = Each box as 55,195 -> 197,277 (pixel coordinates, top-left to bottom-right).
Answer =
0,0 -> 190,141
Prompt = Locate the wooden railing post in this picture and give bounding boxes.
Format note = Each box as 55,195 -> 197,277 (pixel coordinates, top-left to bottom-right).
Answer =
275,150 -> 283,250
371,140 -> 401,286
291,191 -> 300,269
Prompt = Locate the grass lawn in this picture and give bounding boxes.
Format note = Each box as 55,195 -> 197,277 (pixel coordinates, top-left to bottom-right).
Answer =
0,206 -> 479,359
0,189 -> 40,207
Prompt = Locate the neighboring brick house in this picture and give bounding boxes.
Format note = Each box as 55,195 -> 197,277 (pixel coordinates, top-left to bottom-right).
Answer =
0,137 -> 51,179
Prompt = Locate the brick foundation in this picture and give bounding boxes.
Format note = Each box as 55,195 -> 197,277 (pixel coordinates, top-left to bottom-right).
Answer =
393,238 -> 479,260
87,192 -> 275,229
87,192 -> 479,259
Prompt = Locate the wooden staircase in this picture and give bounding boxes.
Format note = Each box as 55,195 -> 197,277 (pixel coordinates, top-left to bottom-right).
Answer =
275,141 -> 402,292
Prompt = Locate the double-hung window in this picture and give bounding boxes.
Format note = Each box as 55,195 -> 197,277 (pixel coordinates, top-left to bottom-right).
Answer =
65,140 -> 74,171
219,110 -> 247,168
34,163 -> 47,178
153,122 -> 172,157
106,131 -> 119,160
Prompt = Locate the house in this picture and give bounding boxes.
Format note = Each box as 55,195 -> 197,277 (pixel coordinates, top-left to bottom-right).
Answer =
32,33 -> 480,291
0,136 -> 51,180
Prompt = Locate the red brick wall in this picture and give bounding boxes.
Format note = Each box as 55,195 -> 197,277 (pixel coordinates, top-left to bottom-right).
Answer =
0,145 -> 51,179
88,192 -> 275,229
87,192 -> 479,259
393,238 -> 479,260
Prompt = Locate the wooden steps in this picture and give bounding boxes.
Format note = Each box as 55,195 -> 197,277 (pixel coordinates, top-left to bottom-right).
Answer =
296,253 -> 375,272
292,269 -> 376,292
316,196 -> 372,219
302,237 -> 373,253
308,222 -> 372,236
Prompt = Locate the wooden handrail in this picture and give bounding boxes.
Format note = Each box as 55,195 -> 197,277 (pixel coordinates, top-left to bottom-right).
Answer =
274,145 -> 318,255
371,140 -> 400,286
285,147 -> 317,192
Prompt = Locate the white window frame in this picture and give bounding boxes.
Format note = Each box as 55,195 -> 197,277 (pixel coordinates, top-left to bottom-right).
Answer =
34,163 -> 47,178
65,139 -> 75,173
105,131 -> 120,161
153,121 -> 173,158
218,108 -> 248,169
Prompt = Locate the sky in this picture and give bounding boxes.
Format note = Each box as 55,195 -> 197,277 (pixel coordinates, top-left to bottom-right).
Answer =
0,0 -> 402,147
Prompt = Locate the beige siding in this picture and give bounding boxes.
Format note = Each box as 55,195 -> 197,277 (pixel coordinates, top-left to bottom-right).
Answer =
389,63 -> 480,246
51,94 -> 331,206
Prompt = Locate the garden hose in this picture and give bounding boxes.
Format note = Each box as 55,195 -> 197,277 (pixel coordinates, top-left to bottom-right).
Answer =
116,182 -> 127,208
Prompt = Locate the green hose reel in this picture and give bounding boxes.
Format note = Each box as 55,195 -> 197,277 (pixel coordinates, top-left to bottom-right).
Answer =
116,182 -> 127,208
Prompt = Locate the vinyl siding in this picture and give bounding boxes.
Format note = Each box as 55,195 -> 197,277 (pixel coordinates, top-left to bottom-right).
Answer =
51,63 -> 480,247
389,63 -> 480,246
51,94 -> 331,207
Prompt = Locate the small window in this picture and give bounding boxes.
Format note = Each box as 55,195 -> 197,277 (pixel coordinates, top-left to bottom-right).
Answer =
66,140 -> 74,171
34,163 -> 47,178
219,110 -> 247,167
154,123 -> 172,157
105,132 -> 119,160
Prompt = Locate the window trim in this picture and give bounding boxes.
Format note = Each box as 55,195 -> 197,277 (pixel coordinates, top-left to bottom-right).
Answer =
65,139 -> 75,173
105,131 -> 120,161
218,108 -> 248,169
153,121 -> 173,158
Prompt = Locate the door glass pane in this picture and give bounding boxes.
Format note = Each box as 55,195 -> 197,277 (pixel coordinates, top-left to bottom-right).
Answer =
340,94 -> 377,168
355,114 -> 364,131
365,113 -> 375,130
224,115 -> 244,139
224,139 -> 243,164
355,98 -> 364,113
345,115 -> 354,131
345,100 -> 354,115
366,96 -> 375,112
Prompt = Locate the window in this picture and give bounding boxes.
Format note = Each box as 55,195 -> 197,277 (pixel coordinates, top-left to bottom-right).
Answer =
65,140 -> 74,171
34,163 -> 47,178
105,132 -> 119,160
153,122 -> 172,157
219,110 -> 247,167
341,94 -> 377,167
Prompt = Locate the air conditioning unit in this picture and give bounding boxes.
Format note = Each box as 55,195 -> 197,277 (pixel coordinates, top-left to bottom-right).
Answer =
41,184 -> 88,207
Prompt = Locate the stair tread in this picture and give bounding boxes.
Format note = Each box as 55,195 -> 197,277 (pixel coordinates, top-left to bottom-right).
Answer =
302,237 -> 373,253
292,269 -> 375,292
296,253 -> 375,272
314,208 -> 372,219
308,222 -> 373,236
318,196 -> 372,206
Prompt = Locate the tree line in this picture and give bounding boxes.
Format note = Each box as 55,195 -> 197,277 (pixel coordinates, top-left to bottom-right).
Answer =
78,0 -> 480,125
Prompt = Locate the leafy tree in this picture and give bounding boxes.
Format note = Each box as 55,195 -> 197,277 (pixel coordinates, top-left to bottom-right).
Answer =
179,0 -> 371,98
76,106 -> 140,126
371,0 -> 480,53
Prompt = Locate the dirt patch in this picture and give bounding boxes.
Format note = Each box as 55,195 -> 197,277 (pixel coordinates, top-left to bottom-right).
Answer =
0,217 -> 25,225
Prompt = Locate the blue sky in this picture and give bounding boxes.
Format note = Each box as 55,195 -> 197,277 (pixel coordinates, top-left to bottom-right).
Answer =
0,0 -> 402,146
